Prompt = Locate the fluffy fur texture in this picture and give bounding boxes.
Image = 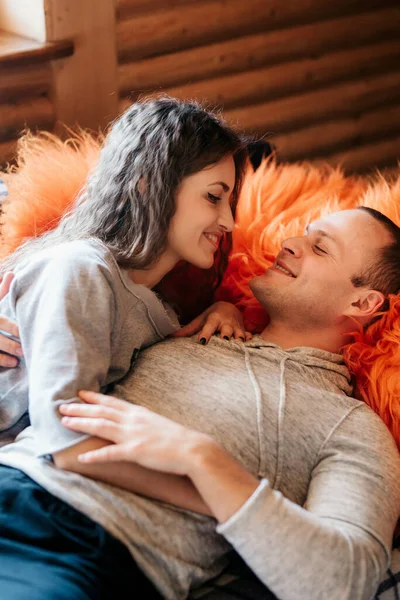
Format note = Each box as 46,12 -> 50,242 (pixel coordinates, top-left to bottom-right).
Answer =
1,131 -> 400,449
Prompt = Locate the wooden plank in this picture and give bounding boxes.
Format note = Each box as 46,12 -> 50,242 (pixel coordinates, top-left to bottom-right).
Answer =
0,62 -> 51,101
118,6 -> 400,93
44,0 -> 119,130
0,0 -> 46,42
0,97 -> 54,139
163,40 -> 400,109
274,104 -> 400,161
0,138 -> 18,166
117,0 -> 397,61
316,135 -> 400,173
0,30 -> 73,67
222,71 -> 400,134
117,0 -> 198,19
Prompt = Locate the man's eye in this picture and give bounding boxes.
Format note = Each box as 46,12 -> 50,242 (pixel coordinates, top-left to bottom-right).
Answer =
313,245 -> 327,254
208,193 -> 221,203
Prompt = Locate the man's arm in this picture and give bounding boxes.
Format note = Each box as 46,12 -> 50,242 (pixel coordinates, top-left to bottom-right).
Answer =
192,406 -> 400,600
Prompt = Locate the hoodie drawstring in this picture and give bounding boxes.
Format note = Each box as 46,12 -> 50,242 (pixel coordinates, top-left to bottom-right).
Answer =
244,345 -> 288,488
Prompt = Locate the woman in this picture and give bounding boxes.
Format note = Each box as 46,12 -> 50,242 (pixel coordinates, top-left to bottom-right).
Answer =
0,97 -> 249,600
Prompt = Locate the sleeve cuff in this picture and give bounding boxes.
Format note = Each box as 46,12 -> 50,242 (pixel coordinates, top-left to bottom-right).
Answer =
216,478 -> 271,535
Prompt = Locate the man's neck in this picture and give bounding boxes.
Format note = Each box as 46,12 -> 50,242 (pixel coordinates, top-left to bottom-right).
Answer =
260,321 -> 348,354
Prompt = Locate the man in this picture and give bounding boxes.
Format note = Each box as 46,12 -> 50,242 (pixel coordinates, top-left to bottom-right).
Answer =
0,207 -> 399,600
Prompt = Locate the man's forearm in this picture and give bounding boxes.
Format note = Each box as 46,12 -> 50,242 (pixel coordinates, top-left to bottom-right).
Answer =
186,435 -> 259,523
54,437 -> 211,515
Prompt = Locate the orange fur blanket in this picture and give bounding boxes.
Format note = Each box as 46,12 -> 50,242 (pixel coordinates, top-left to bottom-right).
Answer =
1,131 -> 400,449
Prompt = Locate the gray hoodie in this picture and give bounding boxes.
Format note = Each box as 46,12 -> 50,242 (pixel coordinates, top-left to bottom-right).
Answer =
0,238 -> 178,452
1,334 -> 399,600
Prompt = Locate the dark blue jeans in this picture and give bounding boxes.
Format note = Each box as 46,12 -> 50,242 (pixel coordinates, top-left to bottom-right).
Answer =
0,465 -> 162,600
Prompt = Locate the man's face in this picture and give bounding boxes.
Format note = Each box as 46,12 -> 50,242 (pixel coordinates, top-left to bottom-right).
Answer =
250,209 -> 394,329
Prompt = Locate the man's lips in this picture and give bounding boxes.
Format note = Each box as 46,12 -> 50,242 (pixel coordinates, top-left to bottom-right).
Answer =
271,260 -> 296,277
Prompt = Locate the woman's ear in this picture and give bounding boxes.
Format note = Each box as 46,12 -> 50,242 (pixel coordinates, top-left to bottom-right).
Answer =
346,289 -> 386,319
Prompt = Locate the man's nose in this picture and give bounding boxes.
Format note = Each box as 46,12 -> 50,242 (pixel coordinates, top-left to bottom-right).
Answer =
281,237 -> 303,257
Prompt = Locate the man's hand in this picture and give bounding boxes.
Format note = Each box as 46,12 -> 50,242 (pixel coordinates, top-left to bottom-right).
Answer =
0,272 -> 22,367
173,301 -> 252,344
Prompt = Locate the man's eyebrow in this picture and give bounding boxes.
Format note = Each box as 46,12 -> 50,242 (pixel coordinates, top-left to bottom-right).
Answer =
305,224 -> 341,247
208,181 -> 230,193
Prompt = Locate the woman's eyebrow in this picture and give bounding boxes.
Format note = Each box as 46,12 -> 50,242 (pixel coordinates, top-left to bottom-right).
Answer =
208,181 -> 230,192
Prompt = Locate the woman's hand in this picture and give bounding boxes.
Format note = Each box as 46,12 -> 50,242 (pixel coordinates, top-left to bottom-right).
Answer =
61,390 -> 259,524
173,301 -> 252,344
0,272 -> 22,367
60,390 -> 210,474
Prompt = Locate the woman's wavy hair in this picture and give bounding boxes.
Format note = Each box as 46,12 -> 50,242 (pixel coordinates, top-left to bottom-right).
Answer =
0,97 -> 247,277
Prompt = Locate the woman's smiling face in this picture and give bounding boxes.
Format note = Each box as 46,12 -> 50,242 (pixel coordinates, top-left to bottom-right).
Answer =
166,155 -> 236,269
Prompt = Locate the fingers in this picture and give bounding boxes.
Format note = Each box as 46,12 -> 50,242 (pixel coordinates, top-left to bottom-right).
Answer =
0,317 -> 22,364
59,402 -> 121,422
197,316 -> 221,344
0,272 -> 14,301
0,354 -> 19,368
78,390 -> 129,413
233,327 -> 246,341
61,415 -> 121,443
171,314 -> 205,338
78,444 -> 130,464
0,316 -> 20,342
219,324 -> 234,340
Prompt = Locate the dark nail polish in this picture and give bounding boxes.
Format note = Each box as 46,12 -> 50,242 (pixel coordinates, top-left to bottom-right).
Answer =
223,336 -> 229,340
200,338 -> 206,345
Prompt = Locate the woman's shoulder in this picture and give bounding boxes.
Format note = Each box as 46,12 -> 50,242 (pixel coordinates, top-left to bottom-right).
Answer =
19,238 -> 114,274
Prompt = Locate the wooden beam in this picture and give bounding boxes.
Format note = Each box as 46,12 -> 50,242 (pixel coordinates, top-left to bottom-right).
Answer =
316,135 -> 400,173
0,62 -> 51,102
162,40 -> 400,110
44,0 -> 119,130
116,0 -> 195,20
117,0 -> 398,62
0,138 -> 18,166
0,30 -> 73,68
274,104 -> 400,161
0,97 -> 54,139
118,6 -> 400,94
222,71 -> 400,134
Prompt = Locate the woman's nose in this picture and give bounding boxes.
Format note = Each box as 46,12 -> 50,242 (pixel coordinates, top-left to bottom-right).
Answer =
218,204 -> 235,233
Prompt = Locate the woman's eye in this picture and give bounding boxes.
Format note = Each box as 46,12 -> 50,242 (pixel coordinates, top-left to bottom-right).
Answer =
208,193 -> 221,203
313,245 -> 327,254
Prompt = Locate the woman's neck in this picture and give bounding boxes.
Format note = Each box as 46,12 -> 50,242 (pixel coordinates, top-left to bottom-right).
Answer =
128,250 -> 179,289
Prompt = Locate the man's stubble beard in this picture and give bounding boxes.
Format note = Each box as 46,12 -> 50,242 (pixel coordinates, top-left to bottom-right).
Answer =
249,276 -> 330,330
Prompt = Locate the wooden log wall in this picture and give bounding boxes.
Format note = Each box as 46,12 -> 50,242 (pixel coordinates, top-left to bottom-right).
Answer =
117,0 -> 400,173
1,0 -> 399,173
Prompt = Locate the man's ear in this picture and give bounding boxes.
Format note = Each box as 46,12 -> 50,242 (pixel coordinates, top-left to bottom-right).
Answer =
345,289 -> 386,319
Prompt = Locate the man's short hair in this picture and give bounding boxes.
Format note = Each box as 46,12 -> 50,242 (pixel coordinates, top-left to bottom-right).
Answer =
351,207 -> 400,305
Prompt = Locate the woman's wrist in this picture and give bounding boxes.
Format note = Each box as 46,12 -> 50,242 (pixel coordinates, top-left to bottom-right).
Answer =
184,432 -> 219,478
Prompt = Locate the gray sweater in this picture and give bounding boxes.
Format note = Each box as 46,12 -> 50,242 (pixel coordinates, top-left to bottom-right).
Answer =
1,329 -> 399,599
0,239 -> 178,452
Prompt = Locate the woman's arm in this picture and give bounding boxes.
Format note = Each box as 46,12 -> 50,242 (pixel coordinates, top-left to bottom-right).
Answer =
60,390 -> 258,521
0,272 -> 22,367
